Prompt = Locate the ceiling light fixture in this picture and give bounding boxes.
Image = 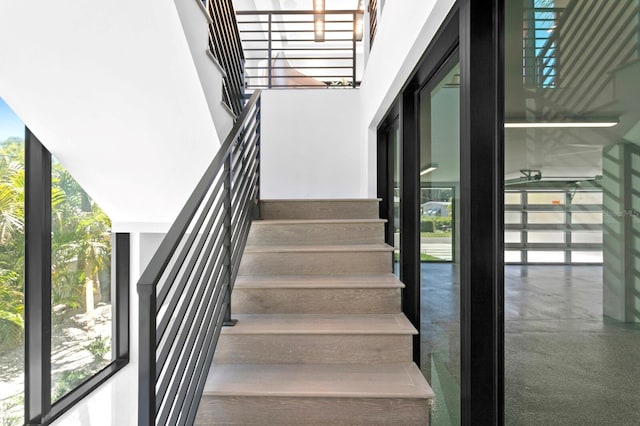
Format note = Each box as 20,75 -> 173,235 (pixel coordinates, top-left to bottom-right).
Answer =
313,0 -> 325,42
354,15 -> 364,41
314,17 -> 325,41
505,121 -> 618,128
420,164 -> 439,176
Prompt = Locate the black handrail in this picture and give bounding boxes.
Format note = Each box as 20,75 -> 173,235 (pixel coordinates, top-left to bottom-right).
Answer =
236,10 -> 363,89
207,0 -> 245,116
138,90 -> 261,426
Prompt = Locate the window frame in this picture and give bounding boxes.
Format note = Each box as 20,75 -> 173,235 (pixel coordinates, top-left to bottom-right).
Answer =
24,128 -> 129,425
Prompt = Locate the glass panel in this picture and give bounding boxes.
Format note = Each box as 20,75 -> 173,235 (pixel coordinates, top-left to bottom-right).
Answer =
505,0 -> 640,422
505,251 -> 522,263
527,231 -> 564,244
527,212 -> 565,224
505,211 -> 522,224
50,159 -> 113,402
0,98 -> 25,425
505,192 -> 522,205
420,187 -> 454,261
392,123 -> 401,277
572,212 -> 603,224
527,192 -> 565,205
572,251 -> 603,263
572,231 -> 603,244
526,251 -> 565,263
572,192 -> 603,205
505,231 -> 522,243
419,59 -> 460,424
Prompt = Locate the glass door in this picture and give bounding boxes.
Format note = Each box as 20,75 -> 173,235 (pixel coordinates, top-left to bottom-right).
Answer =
504,0 -> 640,422
419,56 -> 461,425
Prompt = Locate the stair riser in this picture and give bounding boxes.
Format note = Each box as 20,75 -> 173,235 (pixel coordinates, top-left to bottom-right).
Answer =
232,288 -> 401,314
238,251 -> 391,275
213,335 -> 413,364
247,222 -> 385,245
260,200 -> 379,220
196,396 -> 430,426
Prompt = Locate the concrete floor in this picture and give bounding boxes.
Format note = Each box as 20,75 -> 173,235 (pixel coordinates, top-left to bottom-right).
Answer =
419,263 -> 640,426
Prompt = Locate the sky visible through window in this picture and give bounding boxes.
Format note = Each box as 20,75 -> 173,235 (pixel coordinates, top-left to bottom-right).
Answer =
0,98 -> 24,141
534,0 -> 556,87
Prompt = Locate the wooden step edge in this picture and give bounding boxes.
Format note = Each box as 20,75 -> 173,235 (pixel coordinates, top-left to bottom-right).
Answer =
234,274 -> 404,289
251,218 -> 387,225
220,314 -> 418,335
260,198 -> 382,203
233,279 -> 404,289
202,362 -> 434,400
243,244 -> 394,253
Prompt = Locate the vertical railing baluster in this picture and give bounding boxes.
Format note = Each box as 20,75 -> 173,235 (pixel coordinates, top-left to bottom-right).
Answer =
255,100 -> 261,219
223,152 -> 236,326
138,284 -> 156,426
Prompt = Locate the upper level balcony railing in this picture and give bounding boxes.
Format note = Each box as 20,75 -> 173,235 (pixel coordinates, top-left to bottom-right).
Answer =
236,10 -> 364,90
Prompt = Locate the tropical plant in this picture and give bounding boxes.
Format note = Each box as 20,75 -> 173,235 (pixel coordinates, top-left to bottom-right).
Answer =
51,164 -> 111,322
0,139 -> 112,352
0,140 -> 25,352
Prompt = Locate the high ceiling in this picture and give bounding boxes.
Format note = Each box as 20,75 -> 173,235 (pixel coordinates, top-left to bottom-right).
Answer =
233,0 -> 361,11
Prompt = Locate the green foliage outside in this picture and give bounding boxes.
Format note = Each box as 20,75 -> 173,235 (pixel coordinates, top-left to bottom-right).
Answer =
0,137 -> 113,422
0,139 -> 26,353
0,138 -> 112,353
421,216 -> 453,238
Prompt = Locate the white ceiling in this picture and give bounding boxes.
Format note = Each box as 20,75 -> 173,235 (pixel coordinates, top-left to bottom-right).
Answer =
233,0 -> 361,11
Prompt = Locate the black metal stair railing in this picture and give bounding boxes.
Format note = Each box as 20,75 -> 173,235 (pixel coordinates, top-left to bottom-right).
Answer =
137,90 -> 261,426
206,0 -> 246,117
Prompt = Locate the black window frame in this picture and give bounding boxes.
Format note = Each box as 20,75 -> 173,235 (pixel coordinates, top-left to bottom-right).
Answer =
24,128 -> 130,425
377,1 -> 505,423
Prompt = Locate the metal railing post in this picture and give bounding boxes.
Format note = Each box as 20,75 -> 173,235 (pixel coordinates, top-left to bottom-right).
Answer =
268,13 -> 273,89
352,12 -> 357,88
255,98 -> 262,219
223,155 -> 236,326
138,284 -> 156,426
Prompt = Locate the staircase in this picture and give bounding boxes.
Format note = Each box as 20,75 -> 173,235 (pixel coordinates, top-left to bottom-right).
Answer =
196,199 -> 434,425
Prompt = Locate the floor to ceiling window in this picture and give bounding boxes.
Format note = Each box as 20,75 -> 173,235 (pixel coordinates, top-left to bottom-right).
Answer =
419,58 -> 461,425
504,0 -> 640,423
0,99 -> 25,425
0,98 -> 129,425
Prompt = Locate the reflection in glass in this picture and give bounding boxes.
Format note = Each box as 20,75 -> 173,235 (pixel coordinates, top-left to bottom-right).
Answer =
392,122 -> 401,277
0,109 -> 25,425
50,158 -> 113,402
420,59 -> 460,424
505,0 -> 640,422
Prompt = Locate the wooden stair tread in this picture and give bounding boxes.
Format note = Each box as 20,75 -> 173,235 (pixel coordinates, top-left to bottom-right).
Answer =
203,362 -> 434,399
221,314 -> 417,335
243,244 -> 393,253
234,274 -> 404,289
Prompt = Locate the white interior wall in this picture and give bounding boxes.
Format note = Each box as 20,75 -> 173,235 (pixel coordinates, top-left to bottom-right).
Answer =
260,89 -> 362,199
0,1 -> 222,232
175,0 -> 235,141
359,0 -> 456,197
